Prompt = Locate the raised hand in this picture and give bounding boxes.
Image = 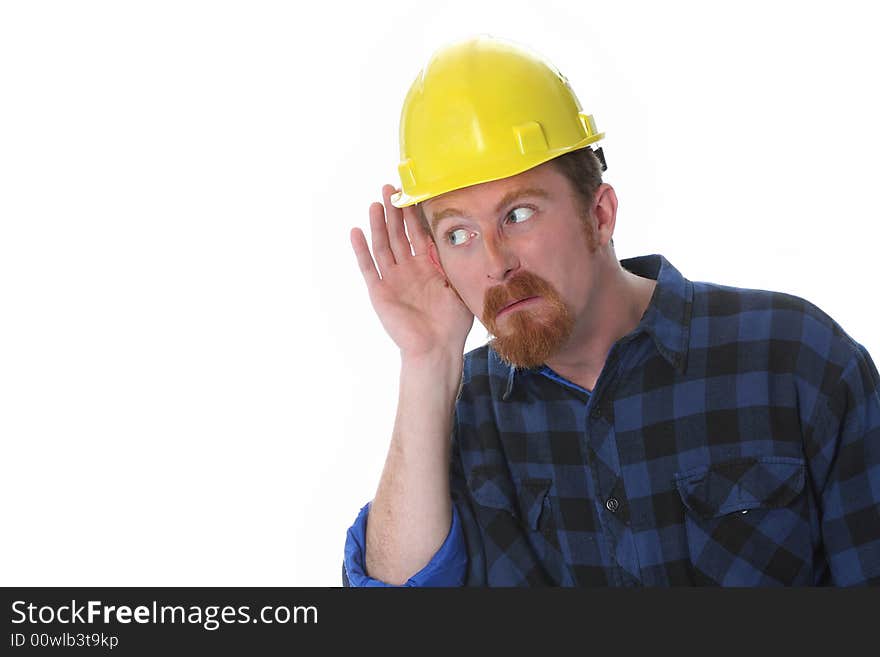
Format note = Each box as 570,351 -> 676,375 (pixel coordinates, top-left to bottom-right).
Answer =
350,184 -> 474,360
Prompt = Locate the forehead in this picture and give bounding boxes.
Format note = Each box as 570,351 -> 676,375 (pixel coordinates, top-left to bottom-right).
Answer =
422,160 -> 568,219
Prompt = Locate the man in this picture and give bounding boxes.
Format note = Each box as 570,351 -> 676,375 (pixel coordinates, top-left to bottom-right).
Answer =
343,35 -> 880,586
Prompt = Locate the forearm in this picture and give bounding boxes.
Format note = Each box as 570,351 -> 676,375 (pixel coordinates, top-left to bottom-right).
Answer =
365,349 -> 463,585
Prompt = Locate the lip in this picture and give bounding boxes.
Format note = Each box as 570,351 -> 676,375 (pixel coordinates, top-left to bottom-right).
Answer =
497,296 -> 541,318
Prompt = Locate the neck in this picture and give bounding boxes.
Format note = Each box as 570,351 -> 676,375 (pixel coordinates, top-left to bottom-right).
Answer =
544,254 -> 657,392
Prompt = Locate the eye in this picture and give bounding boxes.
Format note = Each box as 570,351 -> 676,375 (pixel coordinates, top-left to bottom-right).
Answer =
506,206 -> 535,224
447,228 -> 475,246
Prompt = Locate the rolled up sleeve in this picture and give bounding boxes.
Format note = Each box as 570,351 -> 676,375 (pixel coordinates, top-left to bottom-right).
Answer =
342,501 -> 468,587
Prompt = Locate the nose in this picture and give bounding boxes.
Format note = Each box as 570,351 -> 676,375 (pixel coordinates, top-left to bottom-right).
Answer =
483,234 -> 520,282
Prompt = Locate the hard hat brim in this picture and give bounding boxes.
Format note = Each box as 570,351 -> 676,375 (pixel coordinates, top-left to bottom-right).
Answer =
389,136 -> 604,209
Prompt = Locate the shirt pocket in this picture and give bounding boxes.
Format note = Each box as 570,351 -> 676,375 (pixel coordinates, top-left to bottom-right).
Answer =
673,456 -> 812,586
468,470 -> 570,586
467,466 -> 562,565
468,466 -> 553,532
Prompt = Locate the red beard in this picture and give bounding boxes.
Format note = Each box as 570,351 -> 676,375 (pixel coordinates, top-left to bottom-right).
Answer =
482,270 -> 574,369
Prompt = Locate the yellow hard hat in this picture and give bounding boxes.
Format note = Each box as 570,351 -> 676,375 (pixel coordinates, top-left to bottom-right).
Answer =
390,34 -> 605,208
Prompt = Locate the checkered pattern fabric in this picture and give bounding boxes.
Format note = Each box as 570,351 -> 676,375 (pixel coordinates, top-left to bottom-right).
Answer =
343,254 -> 880,586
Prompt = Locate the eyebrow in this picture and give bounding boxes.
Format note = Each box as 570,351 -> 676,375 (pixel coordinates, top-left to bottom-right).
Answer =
429,186 -> 551,234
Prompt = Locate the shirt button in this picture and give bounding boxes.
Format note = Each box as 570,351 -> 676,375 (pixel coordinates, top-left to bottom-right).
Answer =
606,497 -> 619,513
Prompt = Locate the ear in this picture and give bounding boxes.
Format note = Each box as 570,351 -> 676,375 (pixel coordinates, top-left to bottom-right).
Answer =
428,241 -> 448,278
592,183 -> 618,246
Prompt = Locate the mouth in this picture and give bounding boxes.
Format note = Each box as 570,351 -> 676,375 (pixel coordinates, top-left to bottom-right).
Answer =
497,296 -> 541,318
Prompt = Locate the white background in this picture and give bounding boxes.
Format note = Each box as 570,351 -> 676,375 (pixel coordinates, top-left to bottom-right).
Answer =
1,0 -> 877,586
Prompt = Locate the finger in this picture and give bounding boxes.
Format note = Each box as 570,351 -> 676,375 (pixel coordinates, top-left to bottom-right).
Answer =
403,202 -> 432,256
368,199 -> 396,275
383,184 -> 413,262
350,227 -> 380,288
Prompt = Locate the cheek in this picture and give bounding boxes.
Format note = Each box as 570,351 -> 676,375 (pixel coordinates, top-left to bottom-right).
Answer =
444,272 -> 486,315
535,242 -> 591,300
458,283 -> 485,315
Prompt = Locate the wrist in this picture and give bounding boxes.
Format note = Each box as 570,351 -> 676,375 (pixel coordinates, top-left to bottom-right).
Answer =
400,346 -> 464,370
399,348 -> 464,400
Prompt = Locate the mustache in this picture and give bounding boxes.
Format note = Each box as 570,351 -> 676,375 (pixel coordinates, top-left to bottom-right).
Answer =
483,270 -> 557,322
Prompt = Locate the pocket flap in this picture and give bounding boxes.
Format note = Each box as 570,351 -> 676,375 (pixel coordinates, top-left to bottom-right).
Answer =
468,467 -> 551,530
468,466 -> 517,513
674,456 -> 805,520
518,478 -> 553,530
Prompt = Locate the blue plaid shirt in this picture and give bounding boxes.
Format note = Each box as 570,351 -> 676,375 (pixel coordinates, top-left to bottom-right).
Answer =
344,254 -> 880,586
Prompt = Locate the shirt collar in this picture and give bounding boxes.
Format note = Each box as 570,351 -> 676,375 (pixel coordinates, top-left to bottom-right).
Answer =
499,253 -> 694,400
